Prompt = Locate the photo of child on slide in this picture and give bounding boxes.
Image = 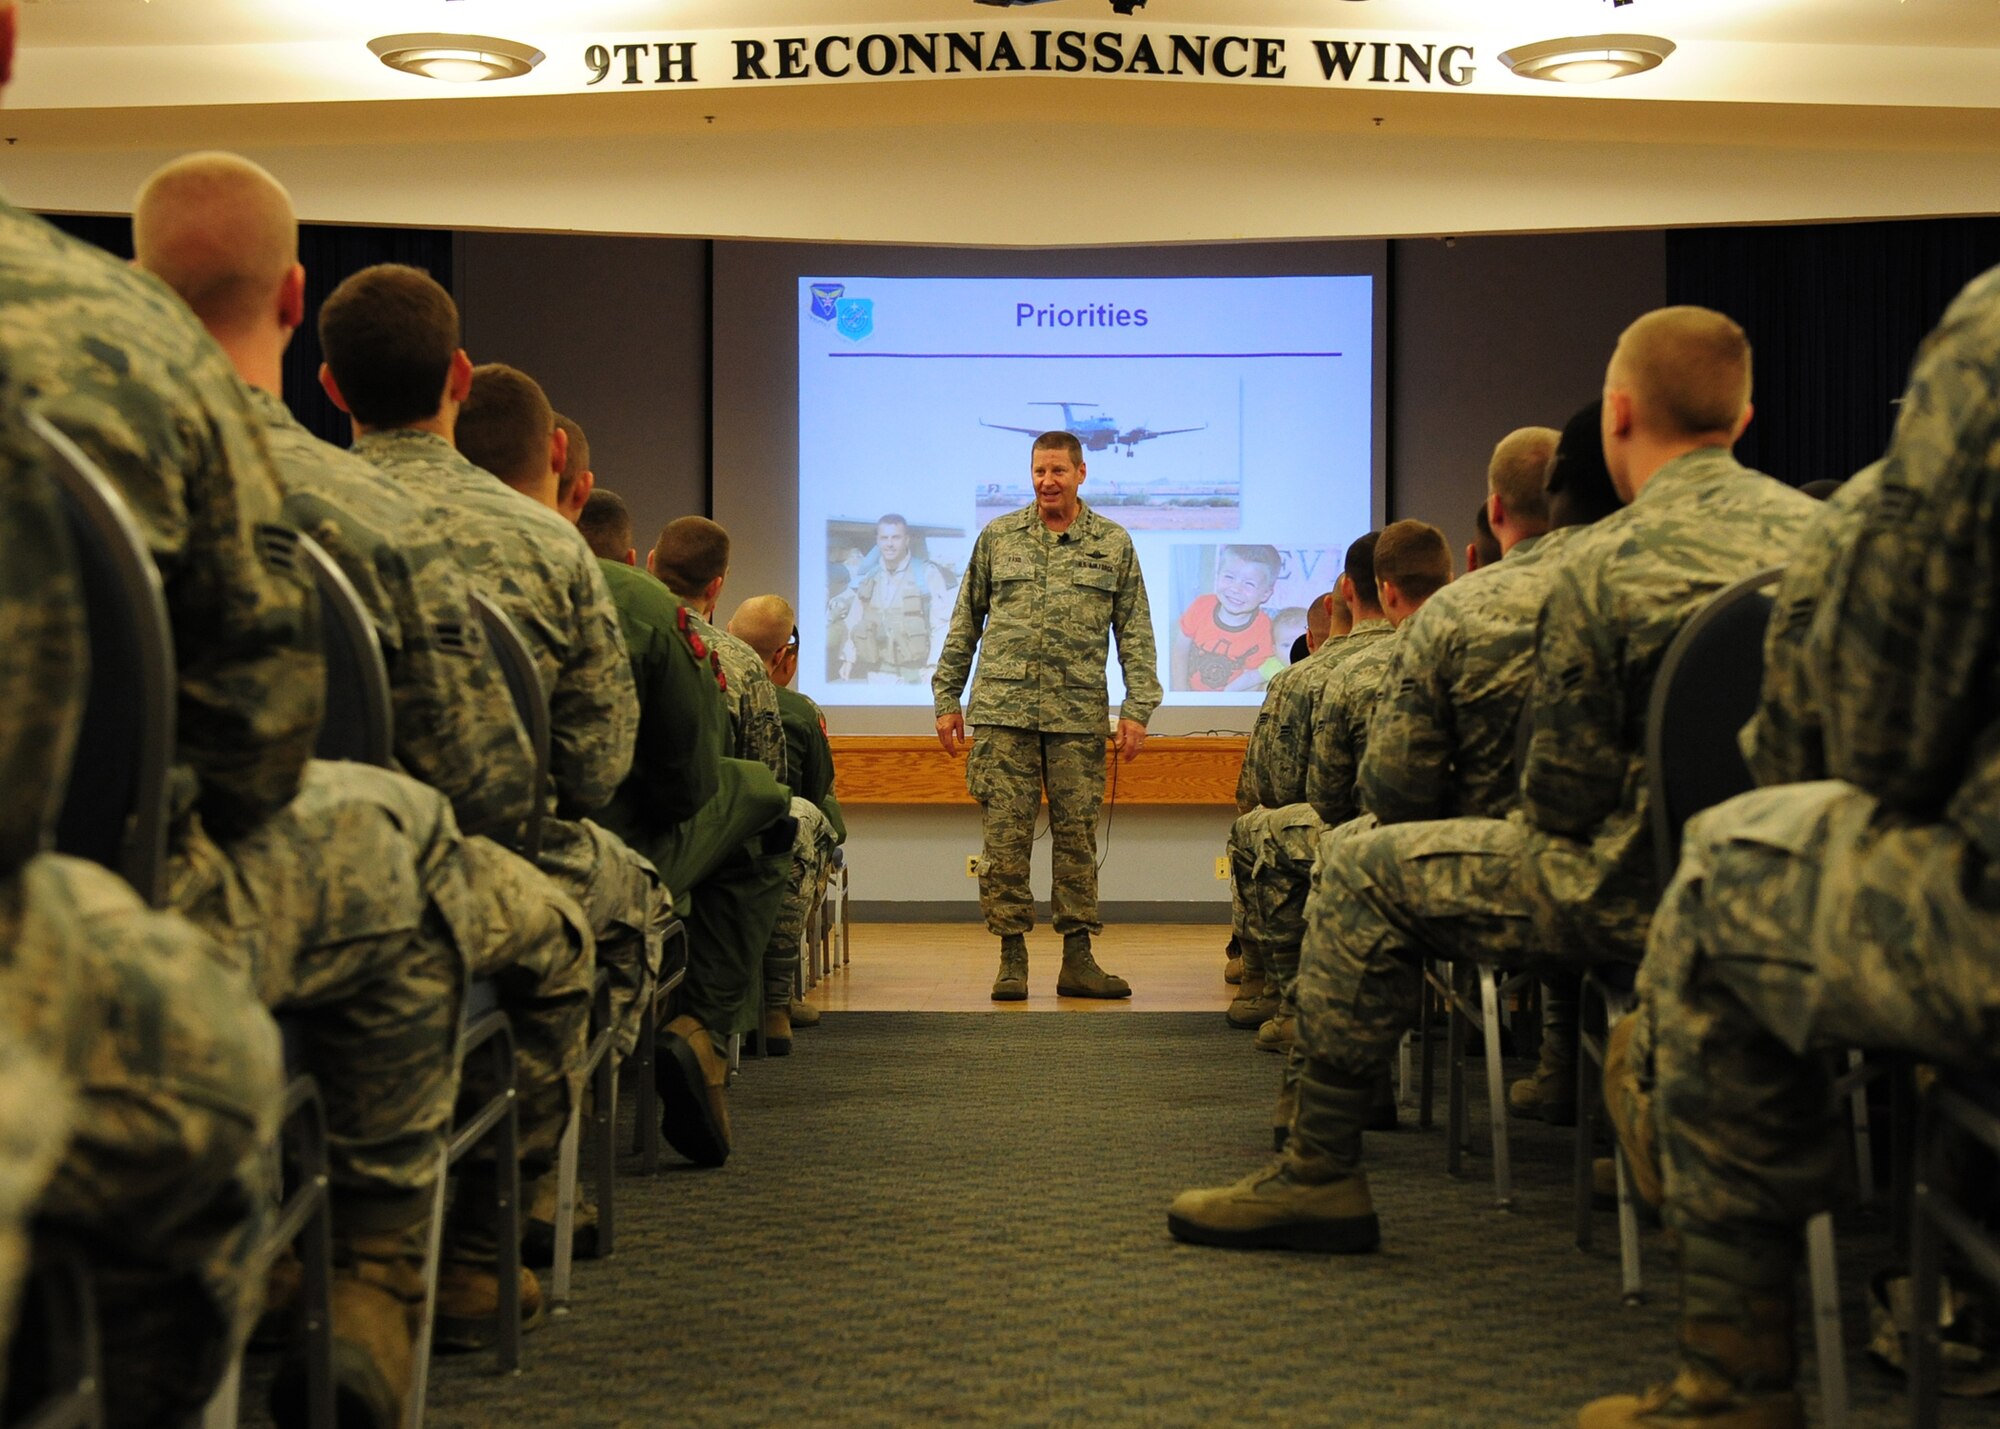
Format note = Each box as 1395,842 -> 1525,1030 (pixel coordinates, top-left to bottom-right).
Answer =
1169,542 -> 1343,693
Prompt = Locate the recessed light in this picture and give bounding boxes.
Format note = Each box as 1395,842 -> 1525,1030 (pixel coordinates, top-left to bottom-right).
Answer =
1498,33 -> 1675,84
368,33 -> 546,83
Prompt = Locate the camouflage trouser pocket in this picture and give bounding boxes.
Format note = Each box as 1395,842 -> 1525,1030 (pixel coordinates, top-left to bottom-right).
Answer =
964,731 -> 990,804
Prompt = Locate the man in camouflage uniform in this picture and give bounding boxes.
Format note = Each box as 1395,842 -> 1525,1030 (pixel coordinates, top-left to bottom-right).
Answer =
732,595 -> 846,1049
0,158 -> 507,1420
1169,306 -> 1818,1255
1581,277 -> 2000,1427
842,513 -> 952,683
649,519 -> 801,1050
1,360 -> 283,1426
933,430 -> 1161,1000
574,487 -> 791,1165
131,156 -> 601,1299
1226,532 -> 1391,1030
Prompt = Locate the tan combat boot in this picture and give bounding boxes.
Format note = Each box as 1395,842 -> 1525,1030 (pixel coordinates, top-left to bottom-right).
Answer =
435,1261 -> 547,1351
1224,954 -> 1244,985
1604,1013 -> 1664,1207
658,1013 -> 732,1166
1168,1067 -> 1379,1252
991,934 -> 1028,1001
756,1004 -> 794,1057
1226,972 -> 1278,1029
787,996 -> 821,1027
1056,932 -> 1130,999
270,1237 -> 423,1429
521,1169 -> 600,1268
1254,1013 -> 1295,1054
1579,1303 -> 1803,1428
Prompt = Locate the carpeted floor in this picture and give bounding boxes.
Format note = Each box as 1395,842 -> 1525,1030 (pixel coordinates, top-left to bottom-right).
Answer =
413,1012 -> 1931,1428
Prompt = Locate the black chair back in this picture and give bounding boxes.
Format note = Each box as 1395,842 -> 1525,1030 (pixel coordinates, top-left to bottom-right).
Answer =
34,411 -> 175,909
471,594 -> 549,861
1644,567 -> 1782,888
297,534 -> 394,768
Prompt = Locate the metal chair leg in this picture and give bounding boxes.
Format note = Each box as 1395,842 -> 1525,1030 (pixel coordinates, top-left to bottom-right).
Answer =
1806,1210 -> 1849,1429
1478,963 -> 1514,1210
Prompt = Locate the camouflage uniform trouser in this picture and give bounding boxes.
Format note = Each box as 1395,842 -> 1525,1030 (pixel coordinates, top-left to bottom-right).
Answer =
1637,781 -> 2000,1285
968,727 -> 1104,937
629,757 -> 794,1041
764,798 -> 838,1009
0,1039 -> 66,1410
540,816 -> 669,1060
1231,805 -> 1377,1003
1295,815 -> 1545,1102
6,853 -> 282,1426
169,761 -> 466,1244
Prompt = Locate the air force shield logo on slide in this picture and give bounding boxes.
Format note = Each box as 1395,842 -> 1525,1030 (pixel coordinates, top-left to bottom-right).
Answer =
836,298 -> 874,343
809,283 -> 843,323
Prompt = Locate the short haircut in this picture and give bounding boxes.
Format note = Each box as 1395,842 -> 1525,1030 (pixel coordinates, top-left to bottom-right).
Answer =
1612,306 -> 1753,438
1323,588 -> 1353,635
1343,531 -> 1382,611
1306,590 -> 1338,642
1488,426 -> 1558,525
457,364 -> 554,485
653,516 -> 731,598
318,263 -> 461,428
1032,430 -> 1084,466
729,595 -> 797,660
1373,519 -> 1453,604
1470,501 -> 1501,569
132,151 -> 297,332
1546,401 -> 1624,525
577,488 -> 632,561
876,513 -> 909,531
1217,544 -> 1281,585
554,413 -> 589,504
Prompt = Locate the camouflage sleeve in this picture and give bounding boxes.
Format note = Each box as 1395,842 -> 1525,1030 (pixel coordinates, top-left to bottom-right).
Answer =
1111,534 -> 1162,725
51,369 -> 323,838
932,527 -> 991,718
0,419 -> 87,871
1306,666 -> 1367,827
1519,560 -> 1625,837
548,552 -> 639,818
1240,670 -> 1309,811
1358,615 -> 1457,825
746,670 -> 790,787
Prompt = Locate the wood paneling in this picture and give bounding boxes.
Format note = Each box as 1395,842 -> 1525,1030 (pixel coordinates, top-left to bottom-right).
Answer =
828,735 -> 1246,806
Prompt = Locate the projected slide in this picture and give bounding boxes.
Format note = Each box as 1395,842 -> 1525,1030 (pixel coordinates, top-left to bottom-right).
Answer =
799,275 -> 1374,710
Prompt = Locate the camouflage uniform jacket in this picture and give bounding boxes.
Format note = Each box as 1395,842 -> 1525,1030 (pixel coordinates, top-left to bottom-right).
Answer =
0,403 -> 86,872
1521,446 -> 1818,957
778,686 -> 846,843
688,613 -> 790,786
1739,465 -> 1880,791
0,199 -> 322,840
350,429 -> 637,819
593,557 -> 726,839
1360,530 -> 1574,826
1306,627 -> 1401,827
933,501 -> 1161,733
249,388 -> 536,841
1807,266 -> 2000,866
1237,619 -> 1391,812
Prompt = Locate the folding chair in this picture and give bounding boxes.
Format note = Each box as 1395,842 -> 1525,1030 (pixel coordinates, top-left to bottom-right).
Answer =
1576,566 -> 1782,1306
1908,1067 -> 2000,1428
296,534 -> 393,768
33,414 -> 334,1429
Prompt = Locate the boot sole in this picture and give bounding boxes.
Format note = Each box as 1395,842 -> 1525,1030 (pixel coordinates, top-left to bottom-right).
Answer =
1254,1038 -> 1292,1054
1056,983 -> 1131,999
521,1218 -> 601,1270
991,985 -> 1027,1002
433,1298 -> 547,1354
1166,1211 -> 1380,1254
1225,1008 -> 1275,1028
657,1032 -> 730,1168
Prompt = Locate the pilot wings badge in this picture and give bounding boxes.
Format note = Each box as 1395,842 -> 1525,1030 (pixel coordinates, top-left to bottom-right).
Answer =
835,297 -> 874,343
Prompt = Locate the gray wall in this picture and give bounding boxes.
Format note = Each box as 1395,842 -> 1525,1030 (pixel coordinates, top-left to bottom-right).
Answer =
448,227 -> 1669,916
1389,230 -> 1669,539
456,232 -> 711,557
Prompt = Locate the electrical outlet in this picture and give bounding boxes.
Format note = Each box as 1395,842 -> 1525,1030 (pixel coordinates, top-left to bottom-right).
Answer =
966,855 -> 982,878
1214,856 -> 1229,880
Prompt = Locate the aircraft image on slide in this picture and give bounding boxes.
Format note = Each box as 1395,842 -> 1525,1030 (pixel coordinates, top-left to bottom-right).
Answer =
979,401 -> 1206,458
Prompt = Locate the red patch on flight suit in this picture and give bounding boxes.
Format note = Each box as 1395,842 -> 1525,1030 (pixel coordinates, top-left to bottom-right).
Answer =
711,651 -> 727,691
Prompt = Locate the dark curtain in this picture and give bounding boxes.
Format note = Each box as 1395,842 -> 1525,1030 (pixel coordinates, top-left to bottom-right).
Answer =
42,213 -> 453,448
1666,218 -> 2000,487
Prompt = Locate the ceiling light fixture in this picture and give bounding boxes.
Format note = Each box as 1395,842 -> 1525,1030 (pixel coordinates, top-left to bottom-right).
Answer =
368,33 -> 546,83
1498,33 -> 1674,84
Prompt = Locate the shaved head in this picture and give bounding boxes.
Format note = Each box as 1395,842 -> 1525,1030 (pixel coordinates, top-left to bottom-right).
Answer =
728,595 -> 796,659
1488,426 -> 1557,526
134,152 -> 297,331
1608,306 -> 1752,439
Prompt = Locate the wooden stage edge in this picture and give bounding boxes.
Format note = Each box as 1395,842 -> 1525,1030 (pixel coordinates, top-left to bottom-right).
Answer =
829,734 -> 1247,806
